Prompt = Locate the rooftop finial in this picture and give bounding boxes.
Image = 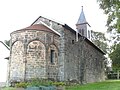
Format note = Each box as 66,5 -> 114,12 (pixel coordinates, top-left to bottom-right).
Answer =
82,6 -> 83,11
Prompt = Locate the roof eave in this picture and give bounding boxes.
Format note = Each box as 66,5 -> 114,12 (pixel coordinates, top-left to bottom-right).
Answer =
84,37 -> 105,55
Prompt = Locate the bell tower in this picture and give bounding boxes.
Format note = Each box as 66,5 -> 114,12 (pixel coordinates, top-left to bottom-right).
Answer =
76,6 -> 91,40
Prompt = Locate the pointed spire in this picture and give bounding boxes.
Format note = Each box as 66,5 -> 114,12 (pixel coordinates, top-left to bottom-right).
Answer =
76,6 -> 91,40
77,6 -> 87,25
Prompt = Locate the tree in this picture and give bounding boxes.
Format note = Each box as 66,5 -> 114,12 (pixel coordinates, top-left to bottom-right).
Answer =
91,30 -> 108,53
97,0 -> 120,53
97,0 -> 120,33
109,43 -> 120,70
97,0 -> 120,77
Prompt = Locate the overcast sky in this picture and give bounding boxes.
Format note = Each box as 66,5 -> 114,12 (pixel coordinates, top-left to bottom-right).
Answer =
0,0 -> 107,82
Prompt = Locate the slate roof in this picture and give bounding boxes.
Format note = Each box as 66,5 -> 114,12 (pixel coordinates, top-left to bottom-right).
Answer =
77,6 -> 87,24
23,24 -> 53,32
12,23 -> 61,36
76,6 -> 91,27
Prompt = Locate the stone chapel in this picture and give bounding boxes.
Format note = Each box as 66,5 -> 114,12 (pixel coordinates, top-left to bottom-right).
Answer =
8,7 -> 105,84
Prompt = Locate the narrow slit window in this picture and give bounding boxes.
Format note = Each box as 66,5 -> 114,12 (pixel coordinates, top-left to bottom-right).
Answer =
72,40 -> 74,44
82,29 -> 84,36
50,50 -> 55,63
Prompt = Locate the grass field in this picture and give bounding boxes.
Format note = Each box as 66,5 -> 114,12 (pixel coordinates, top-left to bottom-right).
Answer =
2,80 -> 120,90
1,87 -> 16,90
66,80 -> 120,90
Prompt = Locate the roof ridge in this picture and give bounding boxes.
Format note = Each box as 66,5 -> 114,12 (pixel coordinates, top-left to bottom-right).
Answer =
40,21 -> 61,36
31,16 -> 65,26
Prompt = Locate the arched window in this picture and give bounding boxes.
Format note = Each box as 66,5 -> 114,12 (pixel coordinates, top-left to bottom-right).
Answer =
10,41 -> 24,80
27,41 -> 45,60
50,49 -> 55,63
26,41 -> 46,78
82,29 -> 84,36
79,29 -> 81,34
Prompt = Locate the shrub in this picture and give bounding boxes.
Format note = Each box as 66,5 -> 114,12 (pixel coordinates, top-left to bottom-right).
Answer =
53,82 -> 65,86
15,82 -> 29,88
15,78 -> 66,88
15,78 -> 53,88
28,78 -> 53,86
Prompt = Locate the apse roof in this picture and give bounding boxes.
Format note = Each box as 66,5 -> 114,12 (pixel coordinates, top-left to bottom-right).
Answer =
23,24 -> 52,32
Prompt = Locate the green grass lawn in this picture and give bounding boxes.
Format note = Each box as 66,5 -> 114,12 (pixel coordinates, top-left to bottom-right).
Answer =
1,87 -> 16,90
2,80 -> 120,90
66,80 -> 120,90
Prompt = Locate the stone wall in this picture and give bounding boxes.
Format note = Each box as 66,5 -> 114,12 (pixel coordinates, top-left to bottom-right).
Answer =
63,28 -> 105,83
26,40 -> 46,79
9,29 -> 60,82
64,29 -> 79,81
33,17 -> 66,81
83,41 -> 105,83
9,41 -> 25,81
